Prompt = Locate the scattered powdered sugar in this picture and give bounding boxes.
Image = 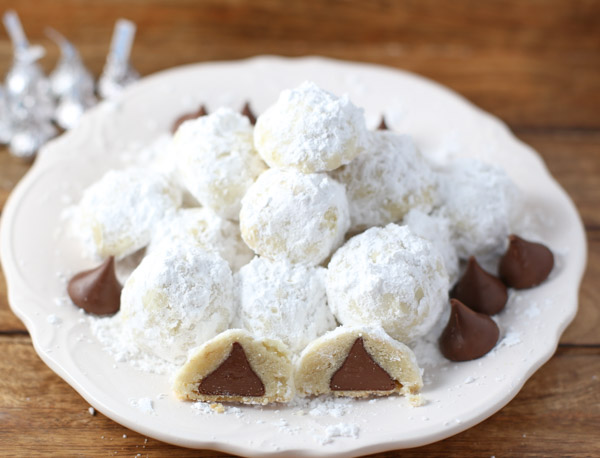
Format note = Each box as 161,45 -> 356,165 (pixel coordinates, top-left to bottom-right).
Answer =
254,81 -> 368,173
90,314 -> 178,374
235,257 -> 336,354
88,407 -> 96,416
47,314 -> 62,325
497,330 -> 522,349
129,397 -> 155,414
332,131 -> 437,232
289,396 -> 354,418
327,224 -> 449,342
318,423 -> 360,444
239,168 -> 350,265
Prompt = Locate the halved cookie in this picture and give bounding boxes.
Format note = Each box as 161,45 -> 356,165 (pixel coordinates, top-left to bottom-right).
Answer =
295,326 -> 422,398
173,329 -> 294,405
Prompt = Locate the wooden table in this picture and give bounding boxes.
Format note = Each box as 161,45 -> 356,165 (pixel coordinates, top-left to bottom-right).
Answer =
1,1 -> 599,456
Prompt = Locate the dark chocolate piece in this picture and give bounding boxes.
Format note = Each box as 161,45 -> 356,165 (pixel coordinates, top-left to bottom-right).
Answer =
171,104 -> 208,134
67,257 -> 122,316
198,343 -> 265,397
499,235 -> 554,289
451,256 -> 508,315
330,337 -> 396,391
377,116 -> 388,130
241,101 -> 257,125
439,299 -> 500,362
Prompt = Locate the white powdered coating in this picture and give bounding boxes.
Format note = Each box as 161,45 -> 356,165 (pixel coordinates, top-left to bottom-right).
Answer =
437,158 -> 520,259
77,167 -> 181,259
239,168 -> 350,265
119,242 -> 234,364
326,224 -> 449,342
147,207 -> 253,271
332,132 -> 438,232
235,257 -> 336,353
173,107 -> 267,219
254,81 -> 368,173
403,208 -> 460,284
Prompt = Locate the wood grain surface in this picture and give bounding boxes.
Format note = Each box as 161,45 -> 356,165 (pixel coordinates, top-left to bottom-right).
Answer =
0,1 -> 599,456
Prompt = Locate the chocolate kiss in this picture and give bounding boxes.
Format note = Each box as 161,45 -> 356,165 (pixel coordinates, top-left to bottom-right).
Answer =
241,102 -> 257,125
451,257 -> 508,315
330,337 -> 396,391
439,299 -> 500,362
198,343 -> 265,397
171,104 -> 208,133
67,257 -> 122,316
499,235 -> 554,289
377,116 -> 389,130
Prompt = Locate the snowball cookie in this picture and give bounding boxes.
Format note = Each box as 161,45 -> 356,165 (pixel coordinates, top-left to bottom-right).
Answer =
327,224 -> 449,342
173,329 -> 294,405
119,242 -> 234,364
240,168 -> 350,265
295,326 -> 423,398
437,158 -> 520,259
254,81 -> 368,173
148,208 -> 253,272
77,167 -> 181,259
235,257 -> 336,353
403,209 -> 460,284
331,132 -> 438,232
173,107 -> 267,219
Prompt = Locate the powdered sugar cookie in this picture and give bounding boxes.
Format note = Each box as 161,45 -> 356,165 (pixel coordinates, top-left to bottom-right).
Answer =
77,167 -> 181,259
148,207 -> 253,271
295,326 -> 423,398
120,242 -> 234,364
332,131 -> 437,232
254,81 -> 368,173
235,257 -> 336,353
239,168 -> 350,265
173,329 -> 294,405
437,158 -> 520,259
326,224 -> 449,342
173,107 -> 266,220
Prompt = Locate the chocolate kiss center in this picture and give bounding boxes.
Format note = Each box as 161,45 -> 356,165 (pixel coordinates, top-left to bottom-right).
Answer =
451,256 -> 508,315
330,337 -> 396,391
439,299 -> 500,362
241,102 -> 257,125
67,257 -> 121,316
377,116 -> 389,130
198,343 -> 265,397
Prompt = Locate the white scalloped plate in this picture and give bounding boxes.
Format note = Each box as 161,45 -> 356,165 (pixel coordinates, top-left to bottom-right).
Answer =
0,57 -> 586,457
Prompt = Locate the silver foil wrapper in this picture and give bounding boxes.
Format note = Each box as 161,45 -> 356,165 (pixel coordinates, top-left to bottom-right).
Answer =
3,10 -> 56,158
98,19 -> 139,99
0,85 -> 13,144
47,28 -> 96,129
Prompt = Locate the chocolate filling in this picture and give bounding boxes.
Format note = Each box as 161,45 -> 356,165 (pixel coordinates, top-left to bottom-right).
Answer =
241,102 -> 257,125
198,343 -> 265,397
67,257 -> 122,316
499,234 -> 554,289
171,104 -> 208,133
330,337 -> 396,391
451,256 -> 508,315
439,299 -> 500,362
